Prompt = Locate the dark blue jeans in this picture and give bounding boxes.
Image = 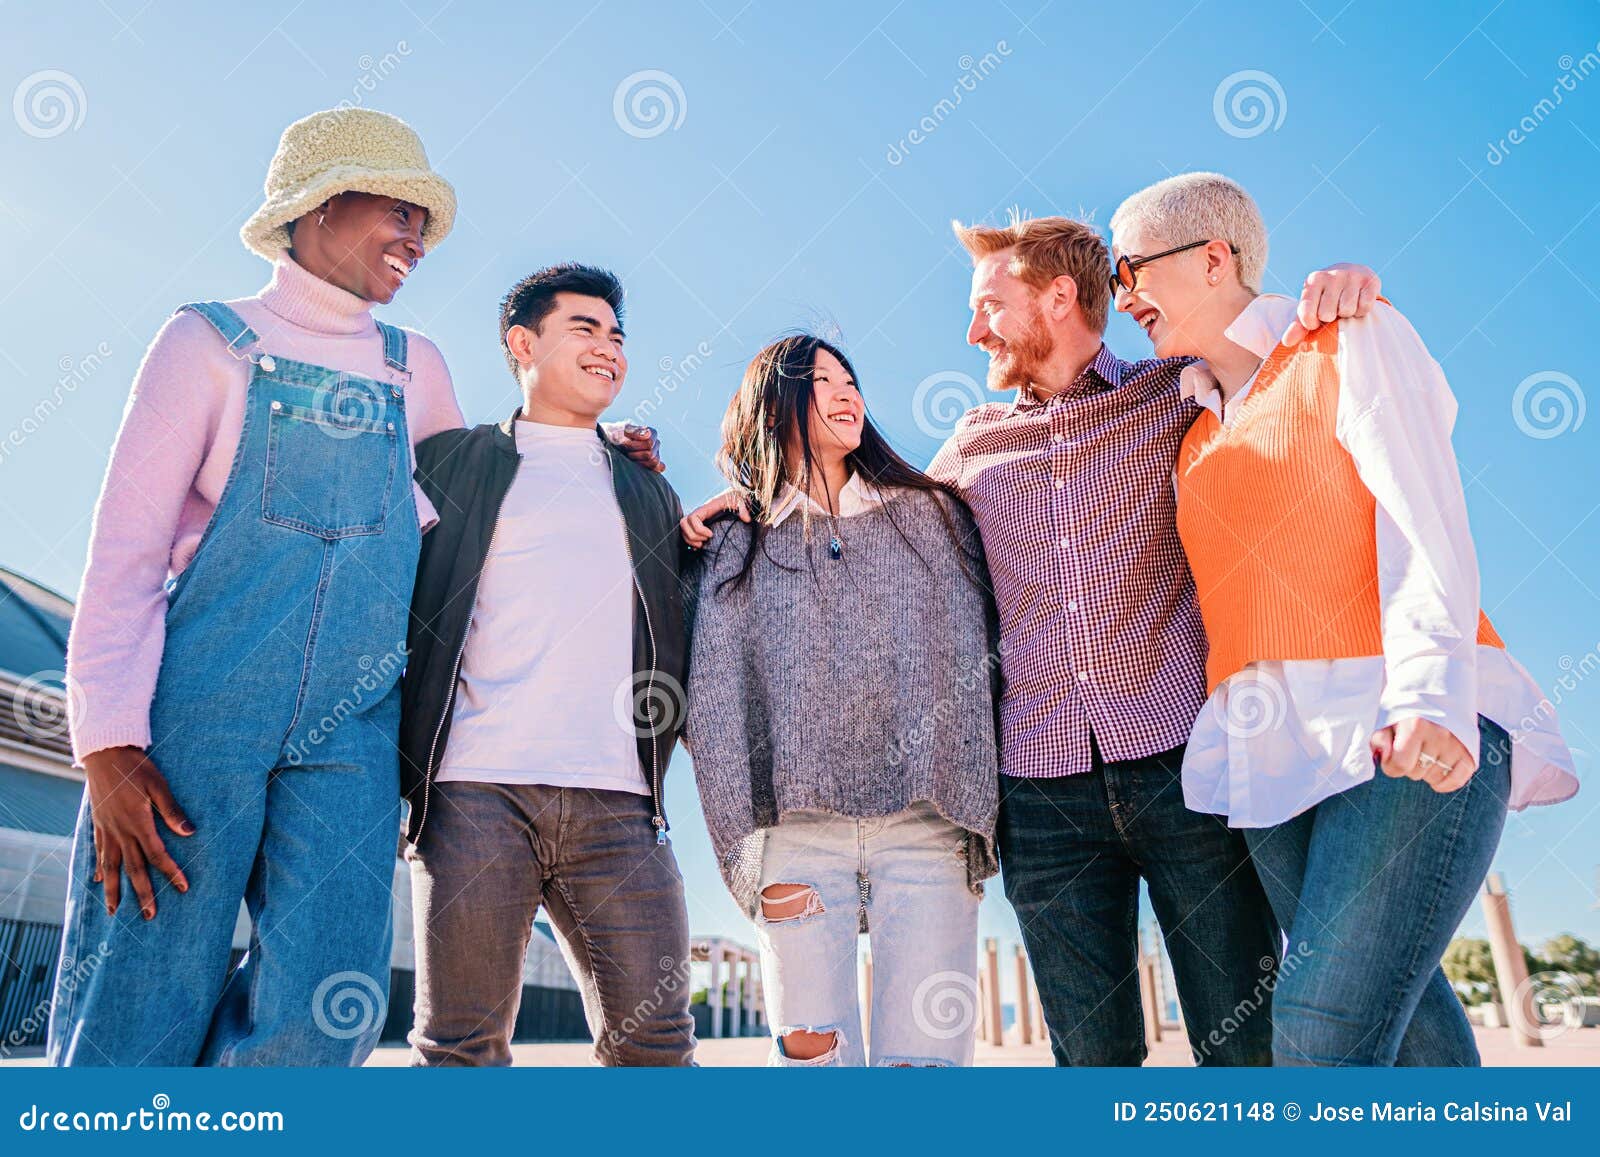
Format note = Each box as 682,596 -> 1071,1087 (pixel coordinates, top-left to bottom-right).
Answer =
1243,715 -> 1512,1066
999,741 -> 1278,1066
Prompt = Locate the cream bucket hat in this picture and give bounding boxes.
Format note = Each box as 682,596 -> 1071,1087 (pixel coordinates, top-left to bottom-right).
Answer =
240,108 -> 457,260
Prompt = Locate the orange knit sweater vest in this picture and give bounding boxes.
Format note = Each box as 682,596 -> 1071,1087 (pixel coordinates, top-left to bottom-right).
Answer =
1175,320 -> 1503,694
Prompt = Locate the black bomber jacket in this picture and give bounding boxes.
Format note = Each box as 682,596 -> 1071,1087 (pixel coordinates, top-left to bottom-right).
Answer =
398,410 -> 690,845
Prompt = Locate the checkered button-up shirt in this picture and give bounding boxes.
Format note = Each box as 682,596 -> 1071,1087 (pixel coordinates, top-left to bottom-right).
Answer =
927,345 -> 1208,779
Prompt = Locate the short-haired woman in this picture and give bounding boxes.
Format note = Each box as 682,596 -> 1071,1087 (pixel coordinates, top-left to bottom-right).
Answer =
1109,171 -> 1578,1066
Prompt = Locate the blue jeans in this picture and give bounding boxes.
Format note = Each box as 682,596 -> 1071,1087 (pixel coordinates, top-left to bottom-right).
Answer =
49,302 -> 419,1066
999,741 -> 1278,1066
1243,715 -> 1512,1066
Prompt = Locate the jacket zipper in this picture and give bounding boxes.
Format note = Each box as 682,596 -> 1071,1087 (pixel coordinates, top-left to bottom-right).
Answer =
415,464 -> 515,843
603,450 -> 665,843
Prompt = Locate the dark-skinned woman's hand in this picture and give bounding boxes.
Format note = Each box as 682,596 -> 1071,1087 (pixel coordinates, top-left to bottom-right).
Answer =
81,745 -> 195,920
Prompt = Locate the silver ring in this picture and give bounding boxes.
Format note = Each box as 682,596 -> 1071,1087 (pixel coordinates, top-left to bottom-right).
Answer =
1418,752 -> 1455,775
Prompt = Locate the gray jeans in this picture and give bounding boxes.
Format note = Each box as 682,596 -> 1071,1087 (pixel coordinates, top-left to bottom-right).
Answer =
406,781 -> 696,1066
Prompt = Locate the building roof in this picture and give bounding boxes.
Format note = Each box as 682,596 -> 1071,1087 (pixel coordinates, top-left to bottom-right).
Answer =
0,566 -> 72,685
0,566 -> 75,766
0,763 -> 83,837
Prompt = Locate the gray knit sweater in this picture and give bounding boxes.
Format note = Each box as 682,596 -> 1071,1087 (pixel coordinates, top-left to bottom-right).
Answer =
684,488 -> 1002,921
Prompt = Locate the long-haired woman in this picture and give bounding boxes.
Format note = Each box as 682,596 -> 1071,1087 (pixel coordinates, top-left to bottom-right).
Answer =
682,334 -> 1000,1067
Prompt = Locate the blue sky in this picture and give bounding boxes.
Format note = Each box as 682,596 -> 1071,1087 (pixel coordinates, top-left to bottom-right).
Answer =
2,1 -> 1596,971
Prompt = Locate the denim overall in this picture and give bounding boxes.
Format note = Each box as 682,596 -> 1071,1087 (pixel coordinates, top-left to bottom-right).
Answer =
50,301 -> 419,1065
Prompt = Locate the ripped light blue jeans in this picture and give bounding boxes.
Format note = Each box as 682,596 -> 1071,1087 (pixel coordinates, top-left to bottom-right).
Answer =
754,802 -> 981,1066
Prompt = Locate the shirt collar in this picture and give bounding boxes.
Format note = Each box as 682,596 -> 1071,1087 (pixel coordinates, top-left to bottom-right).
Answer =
1008,343 -> 1126,414
769,471 -> 886,527
1178,294 -> 1299,420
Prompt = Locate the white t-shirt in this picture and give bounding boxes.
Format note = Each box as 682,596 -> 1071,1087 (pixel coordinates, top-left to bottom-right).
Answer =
435,419 -> 647,795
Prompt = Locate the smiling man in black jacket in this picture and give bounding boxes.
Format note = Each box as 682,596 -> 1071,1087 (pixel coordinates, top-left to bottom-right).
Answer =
399,264 -> 695,1066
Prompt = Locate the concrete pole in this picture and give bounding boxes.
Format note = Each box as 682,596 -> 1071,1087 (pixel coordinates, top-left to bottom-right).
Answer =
984,937 -> 1003,1046
1138,930 -> 1163,1048
708,946 -> 723,1040
733,951 -> 747,1038
1030,969 -> 1046,1042
1482,872 -> 1542,1049
742,954 -> 756,1038
1014,946 -> 1033,1045
976,966 -> 990,1042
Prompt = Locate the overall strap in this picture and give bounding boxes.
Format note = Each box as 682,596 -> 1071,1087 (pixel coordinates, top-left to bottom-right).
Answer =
177,301 -> 260,361
374,321 -> 410,376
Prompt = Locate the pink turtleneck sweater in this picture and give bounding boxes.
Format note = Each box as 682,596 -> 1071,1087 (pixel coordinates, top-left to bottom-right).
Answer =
66,256 -> 465,763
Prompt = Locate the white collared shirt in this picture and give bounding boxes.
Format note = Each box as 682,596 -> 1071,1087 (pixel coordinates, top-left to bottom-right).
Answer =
768,472 -> 889,527
1177,295 -> 1578,827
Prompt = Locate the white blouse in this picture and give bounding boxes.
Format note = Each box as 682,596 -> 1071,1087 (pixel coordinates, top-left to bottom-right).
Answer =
1177,295 -> 1578,828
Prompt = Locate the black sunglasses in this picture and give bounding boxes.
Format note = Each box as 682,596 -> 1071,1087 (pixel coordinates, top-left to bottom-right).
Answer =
1109,240 -> 1239,294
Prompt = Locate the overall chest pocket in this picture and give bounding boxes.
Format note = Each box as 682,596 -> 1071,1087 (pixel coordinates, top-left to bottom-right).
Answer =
263,396 -> 398,539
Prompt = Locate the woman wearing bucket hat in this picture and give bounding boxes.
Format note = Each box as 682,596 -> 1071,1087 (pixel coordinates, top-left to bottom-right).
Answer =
49,108 -> 466,1066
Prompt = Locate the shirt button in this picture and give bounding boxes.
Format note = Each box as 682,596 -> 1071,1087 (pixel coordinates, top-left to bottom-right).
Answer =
1067,599 -> 1078,612
1052,433 -> 1064,443
1058,537 -> 1069,549
258,355 -> 276,373
1077,671 -> 1090,681
270,400 -> 282,412
1055,479 -> 1064,490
